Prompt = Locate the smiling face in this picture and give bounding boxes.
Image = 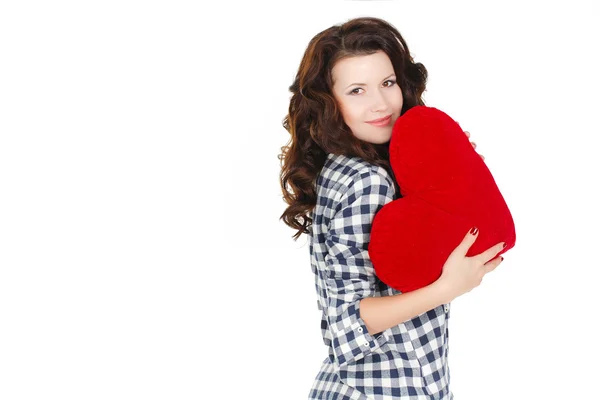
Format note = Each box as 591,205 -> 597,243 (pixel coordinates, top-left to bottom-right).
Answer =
331,50 -> 403,144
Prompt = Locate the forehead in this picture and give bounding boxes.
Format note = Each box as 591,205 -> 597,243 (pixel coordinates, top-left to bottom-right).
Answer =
332,51 -> 393,85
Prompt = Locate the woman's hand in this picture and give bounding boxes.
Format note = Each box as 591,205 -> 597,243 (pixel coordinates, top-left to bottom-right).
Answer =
435,227 -> 505,303
464,130 -> 485,161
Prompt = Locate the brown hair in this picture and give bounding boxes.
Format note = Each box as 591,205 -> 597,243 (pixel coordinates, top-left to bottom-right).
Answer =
278,17 -> 429,240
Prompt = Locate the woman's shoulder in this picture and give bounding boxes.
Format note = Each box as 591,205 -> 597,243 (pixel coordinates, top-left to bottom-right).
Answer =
321,152 -> 394,190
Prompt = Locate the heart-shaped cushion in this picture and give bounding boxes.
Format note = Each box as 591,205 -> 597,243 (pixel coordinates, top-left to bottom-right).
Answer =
368,105 -> 516,293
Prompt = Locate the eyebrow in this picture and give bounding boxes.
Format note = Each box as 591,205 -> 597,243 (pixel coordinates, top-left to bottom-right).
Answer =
344,73 -> 396,90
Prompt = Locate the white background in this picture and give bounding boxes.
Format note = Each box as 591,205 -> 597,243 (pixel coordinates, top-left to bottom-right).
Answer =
1,1 -> 599,399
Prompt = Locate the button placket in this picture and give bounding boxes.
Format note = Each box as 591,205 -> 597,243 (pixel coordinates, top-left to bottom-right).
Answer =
356,326 -> 370,347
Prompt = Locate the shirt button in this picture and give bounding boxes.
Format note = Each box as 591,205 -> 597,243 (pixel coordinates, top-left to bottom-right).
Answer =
357,326 -> 363,333
444,304 -> 449,313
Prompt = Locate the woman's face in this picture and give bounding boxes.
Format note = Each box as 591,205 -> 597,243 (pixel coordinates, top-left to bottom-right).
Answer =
331,50 -> 403,144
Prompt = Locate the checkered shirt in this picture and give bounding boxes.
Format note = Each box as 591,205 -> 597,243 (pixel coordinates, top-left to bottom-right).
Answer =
307,152 -> 454,399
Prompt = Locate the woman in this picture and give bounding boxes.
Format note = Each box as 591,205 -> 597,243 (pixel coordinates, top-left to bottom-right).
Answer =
278,17 -> 505,399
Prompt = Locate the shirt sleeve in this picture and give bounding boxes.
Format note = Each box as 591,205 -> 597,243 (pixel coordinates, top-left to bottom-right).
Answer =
323,166 -> 396,369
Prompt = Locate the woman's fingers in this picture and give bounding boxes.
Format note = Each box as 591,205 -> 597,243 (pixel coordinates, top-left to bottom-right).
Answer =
483,255 -> 503,274
464,130 -> 485,160
474,242 -> 506,264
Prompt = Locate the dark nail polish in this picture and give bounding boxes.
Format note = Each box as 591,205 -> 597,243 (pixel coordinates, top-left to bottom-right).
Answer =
502,242 -> 507,249
470,227 -> 478,235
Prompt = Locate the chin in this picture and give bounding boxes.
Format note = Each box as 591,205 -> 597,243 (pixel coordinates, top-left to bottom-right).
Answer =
376,135 -> 393,144
364,138 -> 391,145
356,131 -> 392,145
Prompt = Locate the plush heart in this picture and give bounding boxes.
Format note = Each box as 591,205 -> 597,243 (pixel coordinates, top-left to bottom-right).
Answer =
368,105 -> 516,293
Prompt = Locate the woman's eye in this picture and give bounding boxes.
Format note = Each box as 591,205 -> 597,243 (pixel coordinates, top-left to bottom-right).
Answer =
349,80 -> 396,95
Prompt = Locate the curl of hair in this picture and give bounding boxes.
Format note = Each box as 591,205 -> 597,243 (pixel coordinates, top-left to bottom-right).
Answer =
278,17 -> 429,240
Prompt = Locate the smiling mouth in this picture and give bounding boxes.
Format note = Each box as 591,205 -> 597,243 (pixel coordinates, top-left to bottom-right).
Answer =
366,114 -> 392,123
366,115 -> 392,125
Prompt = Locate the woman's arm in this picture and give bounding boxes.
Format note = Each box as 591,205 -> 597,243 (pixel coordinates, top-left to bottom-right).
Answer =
359,280 -> 450,336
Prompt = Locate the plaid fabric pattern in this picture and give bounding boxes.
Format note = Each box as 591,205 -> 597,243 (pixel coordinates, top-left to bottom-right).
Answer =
308,153 -> 454,400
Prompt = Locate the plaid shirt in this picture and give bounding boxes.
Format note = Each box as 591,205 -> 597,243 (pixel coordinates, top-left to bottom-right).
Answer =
308,153 -> 454,400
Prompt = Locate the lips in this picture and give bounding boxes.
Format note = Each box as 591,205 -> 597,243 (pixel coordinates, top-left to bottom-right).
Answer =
366,115 -> 392,124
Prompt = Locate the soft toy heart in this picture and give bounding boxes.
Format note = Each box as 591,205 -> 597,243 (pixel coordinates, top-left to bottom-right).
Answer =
368,105 -> 516,293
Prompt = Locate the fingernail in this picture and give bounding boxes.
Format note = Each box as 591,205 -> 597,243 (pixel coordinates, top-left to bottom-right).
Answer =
470,227 -> 478,235
502,242 -> 507,249
500,256 -> 504,262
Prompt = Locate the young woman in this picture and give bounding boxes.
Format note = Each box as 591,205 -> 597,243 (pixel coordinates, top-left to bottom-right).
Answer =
278,17 -> 505,399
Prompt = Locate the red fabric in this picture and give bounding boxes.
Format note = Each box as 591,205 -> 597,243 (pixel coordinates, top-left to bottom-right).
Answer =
369,106 -> 516,293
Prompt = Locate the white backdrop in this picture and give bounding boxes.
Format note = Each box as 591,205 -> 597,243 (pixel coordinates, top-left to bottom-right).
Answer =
1,1 -> 599,399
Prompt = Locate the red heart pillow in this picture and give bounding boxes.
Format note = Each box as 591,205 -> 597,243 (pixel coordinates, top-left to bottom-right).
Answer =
368,105 -> 516,293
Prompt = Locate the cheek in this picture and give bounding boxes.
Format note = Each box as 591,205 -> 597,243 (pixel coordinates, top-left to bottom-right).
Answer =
341,105 -> 364,126
392,88 -> 403,109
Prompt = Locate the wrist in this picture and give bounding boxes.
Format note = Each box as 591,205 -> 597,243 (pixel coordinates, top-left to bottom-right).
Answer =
431,279 -> 454,304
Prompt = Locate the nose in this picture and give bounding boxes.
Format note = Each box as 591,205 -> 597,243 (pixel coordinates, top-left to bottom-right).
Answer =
370,89 -> 388,113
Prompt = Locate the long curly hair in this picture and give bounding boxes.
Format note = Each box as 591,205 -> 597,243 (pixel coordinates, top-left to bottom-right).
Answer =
279,17 -> 429,240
